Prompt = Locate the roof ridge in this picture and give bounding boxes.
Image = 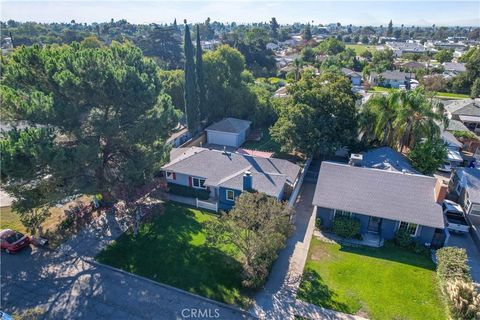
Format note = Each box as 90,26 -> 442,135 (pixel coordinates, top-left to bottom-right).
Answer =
215,167 -> 251,186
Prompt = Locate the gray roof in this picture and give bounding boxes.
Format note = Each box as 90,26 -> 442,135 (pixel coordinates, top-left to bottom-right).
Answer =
219,171 -> 286,197
446,119 -> 470,132
163,148 -> 301,195
341,67 -> 361,78
371,70 -> 415,81
361,147 -> 419,174
205,117 -> 251,134
457,168 -> 480,203
400,61 -> 426,70
444,99 -> 480,117
313,162 -> 444,228
443,62 -> 466,73
441,131 -> 463,149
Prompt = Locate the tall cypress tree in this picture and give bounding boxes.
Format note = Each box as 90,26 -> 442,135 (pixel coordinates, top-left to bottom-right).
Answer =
196,24 -> 207,123
183,21 -> 199,133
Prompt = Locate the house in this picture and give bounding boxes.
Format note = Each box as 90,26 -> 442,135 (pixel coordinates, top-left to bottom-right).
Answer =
205,118 -> 251,148
442,62 -> 466,74
162,147 -> 301,210
314,161 -> 446,247
385,41 -> 426,57
396,61 -> 426,71
369,70 -> 415,89
360,147 -> 419,174
274,86 -> 288,98
440,131 -> 464,171
444,99 -> 480,134
448,168 -> 480,217
341,68 -> 362,86
166,126 -> 190,147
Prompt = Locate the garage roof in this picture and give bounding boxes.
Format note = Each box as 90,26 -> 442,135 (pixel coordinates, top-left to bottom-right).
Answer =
205,118 -> 251,134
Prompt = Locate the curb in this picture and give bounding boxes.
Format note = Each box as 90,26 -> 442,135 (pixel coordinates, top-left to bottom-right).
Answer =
82,257 -> 258,320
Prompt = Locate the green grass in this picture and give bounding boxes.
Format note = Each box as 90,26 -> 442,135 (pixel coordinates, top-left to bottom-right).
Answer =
298,239 -> 446,320
242,129 -> 282,155
0,206 -> 27,233
369,86 -> 470,100
96,202 -> 248,305
346,44 -> 376,55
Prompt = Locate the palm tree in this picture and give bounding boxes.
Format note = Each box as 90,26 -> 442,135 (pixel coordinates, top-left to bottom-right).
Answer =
392,88 -> 445,152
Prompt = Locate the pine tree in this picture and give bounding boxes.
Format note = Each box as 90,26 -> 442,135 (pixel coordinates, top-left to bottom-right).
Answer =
303,23 -> 312,41
196,24 -> 207,123
184,21 -> 200,133
387,20 -> 393,37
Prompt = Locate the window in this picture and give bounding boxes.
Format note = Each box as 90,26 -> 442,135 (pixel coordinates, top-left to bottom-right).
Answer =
166,171 -> 176,180
192,177 -> 206,189
455,182 -> 462,195
226,190 -> 235,201
398,221 -> 418,236
335,210 -> 353,218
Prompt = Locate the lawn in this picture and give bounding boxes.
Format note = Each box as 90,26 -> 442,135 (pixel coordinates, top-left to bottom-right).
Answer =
369,86 -> 470,100
346,44 -> 376,55
0,206 -> 27,233
298,239 -> 446,320
96,202 -> 248,306
242,129 -> 282,155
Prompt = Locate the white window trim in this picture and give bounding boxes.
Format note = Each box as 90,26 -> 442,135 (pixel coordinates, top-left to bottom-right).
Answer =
333,209 -> 353,218
192,177 -> 207,189
397,221 -> 419,237
166,171 -> 174,180
226,189 -> 235,201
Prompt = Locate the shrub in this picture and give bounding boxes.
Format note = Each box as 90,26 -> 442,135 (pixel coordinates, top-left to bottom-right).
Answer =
315,217 -> 322,229
394,229 -> 414,248
436,247 -> 471,282
446,280 -> 480,320
167,183 -> 210,200
332,216 -> 361,239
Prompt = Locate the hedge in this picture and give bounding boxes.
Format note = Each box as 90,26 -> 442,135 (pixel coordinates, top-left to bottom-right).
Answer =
332,216 -> 361,239
167,183 -> 210,200
436,247 -> 471,283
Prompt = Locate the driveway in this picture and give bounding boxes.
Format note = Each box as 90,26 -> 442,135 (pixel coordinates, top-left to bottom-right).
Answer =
448,232 -> 480,285
1,210 -> 253,320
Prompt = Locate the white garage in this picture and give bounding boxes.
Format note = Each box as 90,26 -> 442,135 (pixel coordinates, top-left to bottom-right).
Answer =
205,117 -> 251,148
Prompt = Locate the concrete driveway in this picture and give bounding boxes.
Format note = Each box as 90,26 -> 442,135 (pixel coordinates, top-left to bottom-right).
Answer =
1,211 -> 253,320
448,233 -> 480,285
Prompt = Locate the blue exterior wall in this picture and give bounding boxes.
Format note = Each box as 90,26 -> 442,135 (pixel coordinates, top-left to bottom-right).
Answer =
165,172 -> 191,187
218,187 -> 242,210
380,219 -> 398,240
351,76 -> 362,86
417,226 -> 436,244
354,213 -> 370,233
316,207 -> 334,228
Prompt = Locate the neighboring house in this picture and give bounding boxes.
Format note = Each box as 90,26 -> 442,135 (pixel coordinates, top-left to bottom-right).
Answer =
444,99 -> 480,134
369,70 -> 415,89
205,118 -> 251,148
359,146 -> 419,174
166,126 -> 190,148
314,161 -> 447,247
448,168 -> 480,217
440,131 -> 464,170
274,86 -> 288,98
341,68 -> 362,86
385,41 -> 426,57
162,147 -> 301,210
200,40 -> 221,51
443,62 -> 466,74
266,42 -> 280,51
396,61 -> 426,71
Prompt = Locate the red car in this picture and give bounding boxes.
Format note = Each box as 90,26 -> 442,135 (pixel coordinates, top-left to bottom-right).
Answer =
0,229 -> 30,253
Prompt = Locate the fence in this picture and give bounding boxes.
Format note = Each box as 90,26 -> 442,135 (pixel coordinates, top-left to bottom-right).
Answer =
288,157 -> 313,207
196,198 -> 218,212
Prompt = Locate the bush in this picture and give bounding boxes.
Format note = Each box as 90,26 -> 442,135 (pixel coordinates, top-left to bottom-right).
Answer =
446,280 -> 480,320
332,216 -> 361,239
167,183 -> 210,200
394,229 -> 414,248
315,217 -> 322,229
436,247 -> 471,282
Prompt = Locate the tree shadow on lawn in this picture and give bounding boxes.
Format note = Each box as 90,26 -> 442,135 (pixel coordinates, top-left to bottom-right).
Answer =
338,243 -> 436,270
96,203 -> 245,305
297,269 -> 353,314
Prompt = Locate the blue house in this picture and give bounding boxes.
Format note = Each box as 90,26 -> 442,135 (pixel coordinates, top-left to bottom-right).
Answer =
313,161 -> 447,247
162,147 -> 301,210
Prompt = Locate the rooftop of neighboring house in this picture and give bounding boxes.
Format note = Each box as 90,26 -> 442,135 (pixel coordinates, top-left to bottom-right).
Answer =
456,167 -> 480,203
442,62 -> 466,73
445,119 -> 471,132
313,161 -> 444,228
397,61 -> 427,70
163,147 -> 301,196
341,67 -> 362,78
205,117 -> 252,134
360,147 -> 419,174
370,70 -> 416,81
386,41 -> 426,52
444,99 -> 480,118
441,131 -> 463,149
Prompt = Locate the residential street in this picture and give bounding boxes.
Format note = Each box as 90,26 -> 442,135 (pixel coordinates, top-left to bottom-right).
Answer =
1,211 -> 253,320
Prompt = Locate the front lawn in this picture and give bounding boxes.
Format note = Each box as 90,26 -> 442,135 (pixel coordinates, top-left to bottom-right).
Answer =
96,203 -> 248,305
298,239 -> 446,320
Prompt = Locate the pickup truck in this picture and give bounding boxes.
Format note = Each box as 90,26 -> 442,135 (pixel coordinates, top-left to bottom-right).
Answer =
442,200 -> 470,234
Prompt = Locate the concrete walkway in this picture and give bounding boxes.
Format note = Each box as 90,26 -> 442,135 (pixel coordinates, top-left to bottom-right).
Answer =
1,208 -> 253,320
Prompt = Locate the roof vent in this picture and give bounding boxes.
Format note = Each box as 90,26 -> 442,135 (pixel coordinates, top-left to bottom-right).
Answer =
349,153 -> 363,166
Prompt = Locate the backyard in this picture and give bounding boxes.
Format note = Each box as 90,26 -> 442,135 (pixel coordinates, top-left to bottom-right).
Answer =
298,239 -> 446,320
368,86 -> 470,99
242,129 -> 304,163
346,44 -> 377,55
96,202 -> 249,306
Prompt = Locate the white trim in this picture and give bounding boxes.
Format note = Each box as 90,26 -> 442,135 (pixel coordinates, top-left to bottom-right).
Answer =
226,189 -> 235,201
165,171 -> 175,180
192,177 -> 207,189
333,209 -> 353,218
396,221 -> 419,237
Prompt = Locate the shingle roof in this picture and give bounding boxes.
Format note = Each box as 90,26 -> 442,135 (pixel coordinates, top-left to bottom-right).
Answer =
457,168 -> 480,203
361,147 -> 419,174
446,119 -> 470,132
341,67 -> 361,78
379,70 -> 415,81
205,118 -> 252,134
441,131 -> 463,149
444,99 -> 480,117
162,148 -> 301,195
443,62 -> 466,73
312,162 -> 444,228
219,171 -> 286,197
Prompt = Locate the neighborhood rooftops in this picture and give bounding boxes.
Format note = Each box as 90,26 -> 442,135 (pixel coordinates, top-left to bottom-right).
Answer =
457,168 -> 480,203
205,117 -> 252,134
162,147 -> 301,196
444,99 -> 480,118
443,62 -> 466,73
312,162 -> 444,229
370,70 -> 415,81
361,147 -> 419,174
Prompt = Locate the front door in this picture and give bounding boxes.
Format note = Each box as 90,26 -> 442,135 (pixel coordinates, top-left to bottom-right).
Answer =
368,217 -> 381,233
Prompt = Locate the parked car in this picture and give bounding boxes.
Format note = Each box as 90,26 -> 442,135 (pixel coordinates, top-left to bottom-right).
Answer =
442,200 -> 470,234
0,229 -> 31,253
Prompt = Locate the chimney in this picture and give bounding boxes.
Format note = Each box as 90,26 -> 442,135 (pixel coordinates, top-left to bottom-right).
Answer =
349,153 -> 363,166
434,179 -> 448,204
243,171 -> 252,191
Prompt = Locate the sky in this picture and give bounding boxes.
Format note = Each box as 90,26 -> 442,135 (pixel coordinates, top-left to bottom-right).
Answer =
2,0 -> 480,26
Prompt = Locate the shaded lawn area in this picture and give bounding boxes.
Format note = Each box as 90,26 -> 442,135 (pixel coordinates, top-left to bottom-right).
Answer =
0,206 -> 27,233
96,202 -> 248,306
242,129 -> 304,163
298,239 -> 446,320
369,86 -> 470,99
346,44 -> 377,55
